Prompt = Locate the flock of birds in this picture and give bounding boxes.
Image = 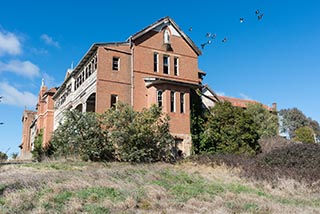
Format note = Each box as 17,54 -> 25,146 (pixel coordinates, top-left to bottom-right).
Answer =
189,9 -> 265,50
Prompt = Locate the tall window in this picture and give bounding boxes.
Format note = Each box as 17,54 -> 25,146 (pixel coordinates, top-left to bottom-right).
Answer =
163,55 -> 169,74
174,57 -> 179,76
112,57 -> 120,71
180,93 -> 185,113
157,90 -> 163,107
170,91 -> 175,112
110,94 -> 118,108
154,52 -> 158,72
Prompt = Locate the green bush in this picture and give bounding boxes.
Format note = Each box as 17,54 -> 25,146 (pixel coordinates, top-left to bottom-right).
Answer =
200,102 -> 260,155
50,110 -> 114,161
0,151 -> 8,161
50,103 -> 174,163
101,103 -> 174,162
293,126 -> 315,143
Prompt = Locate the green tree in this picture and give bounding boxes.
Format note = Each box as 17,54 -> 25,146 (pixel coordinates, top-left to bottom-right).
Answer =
246,103 -> 278,138
11,152 -> 18,160
32,130 -> 44,162
279,108 -> 320,141
51,110 -> 114,161
101,103 -> 174,162
190,89 -> 206,154
200,102 -> 260,155
0,151 -> 8,161
293,126 -> 315,143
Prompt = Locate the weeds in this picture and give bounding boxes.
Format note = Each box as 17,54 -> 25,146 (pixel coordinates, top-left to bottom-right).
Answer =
1,160 -> 320,213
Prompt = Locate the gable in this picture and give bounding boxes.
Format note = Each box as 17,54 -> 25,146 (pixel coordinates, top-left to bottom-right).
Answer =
129,17 -> 201,56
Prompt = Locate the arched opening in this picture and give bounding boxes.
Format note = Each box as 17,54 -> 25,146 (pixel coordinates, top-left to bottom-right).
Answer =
86,93 -> 96,112
75,104 -> 83,112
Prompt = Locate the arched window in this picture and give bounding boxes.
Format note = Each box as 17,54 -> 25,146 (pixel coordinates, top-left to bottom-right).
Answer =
164,29 -> 170,44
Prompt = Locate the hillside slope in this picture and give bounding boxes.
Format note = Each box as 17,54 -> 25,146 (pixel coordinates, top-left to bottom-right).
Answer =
1,160 -> 320,213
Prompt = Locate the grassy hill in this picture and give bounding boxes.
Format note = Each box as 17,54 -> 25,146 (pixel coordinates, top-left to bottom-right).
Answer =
1,159 -> 320,214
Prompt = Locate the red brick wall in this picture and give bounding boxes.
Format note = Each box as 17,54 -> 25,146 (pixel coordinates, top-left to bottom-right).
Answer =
96,45 -> 132,113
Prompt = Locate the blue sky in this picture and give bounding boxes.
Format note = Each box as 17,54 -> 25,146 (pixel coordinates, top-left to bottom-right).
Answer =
0,0 -> 319,155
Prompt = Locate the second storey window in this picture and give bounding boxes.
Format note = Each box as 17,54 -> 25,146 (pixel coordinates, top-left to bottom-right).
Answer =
174,57 -> 179,76
170,91 -> 175,112
154,52 -> 158,72
112,57 -> 120,71
180,93 -> 185,113
163,55 -> 169,74
157,90 -> 163,107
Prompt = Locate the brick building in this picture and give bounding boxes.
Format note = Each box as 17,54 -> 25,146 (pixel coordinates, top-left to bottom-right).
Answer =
20,17 -> 275,158
19,80 -> 56,159
53,17 -> 203,156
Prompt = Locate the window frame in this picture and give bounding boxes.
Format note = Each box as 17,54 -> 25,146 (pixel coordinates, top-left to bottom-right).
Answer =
174,57 -> 179,76
157,90 -> 163,107
154,52 -> 159,72
180,92 -> 185,113
110,94 -> 118,108
112,57 -> 120,71
163,55 -> 169,74
170,91 -> 175,112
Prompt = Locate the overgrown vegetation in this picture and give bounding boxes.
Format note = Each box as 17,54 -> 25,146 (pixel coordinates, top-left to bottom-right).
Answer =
246,103 -> 278,138
1,160 -> 320,213
189,138 -> 320,189
279,108 -> 320,141
0,151 -> 8,162
293,126 -> 315,143
50,103 -> 174,163
51,111 -> 114,161
200,102 -> 260,155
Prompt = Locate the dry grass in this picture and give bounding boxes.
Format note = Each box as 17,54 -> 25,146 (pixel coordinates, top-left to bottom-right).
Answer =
1,160 -> 320,214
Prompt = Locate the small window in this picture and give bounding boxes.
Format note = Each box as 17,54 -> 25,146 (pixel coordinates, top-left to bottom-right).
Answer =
110,94 -> 118,108
174,57 -> 179,76
163,55 -> 169,74
112,57 -> 120,71
164,29 -> 170,44
154,52 -> 159,72
94,56 -> 98,70
157,90 -> 163,107
170,91 -> 175,112
180,93 -> 185,113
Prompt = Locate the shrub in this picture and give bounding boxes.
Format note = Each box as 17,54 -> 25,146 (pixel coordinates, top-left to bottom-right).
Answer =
200,102 -> 260,155
0,151 -> 8,161
101,103 -> 174,162
293,126 -> 315,143
246,103 -> 278,138
50,110 -> 114,161
258,135 -> 292,153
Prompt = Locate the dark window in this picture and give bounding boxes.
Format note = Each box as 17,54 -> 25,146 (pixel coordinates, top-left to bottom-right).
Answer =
94,56 -> 97,70
112,57 -> 120,71
154,53 -> 158,72
170,91 -> 175,112
174,57 -> 179,76
110,94 -> 118,108
180,93 -> 185,113
157,90 -> 163,107
163,56 -> 169,74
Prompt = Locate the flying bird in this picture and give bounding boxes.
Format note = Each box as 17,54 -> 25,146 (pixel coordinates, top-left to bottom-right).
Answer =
255,10 -> 260,15
240,18 -> 244,23
188,27 -> 193,31
206,32 -> 212,38
211,33 -> 217,39
258,14 -> 264,20
201,40 -> 212,49
222,37 -> 227,43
